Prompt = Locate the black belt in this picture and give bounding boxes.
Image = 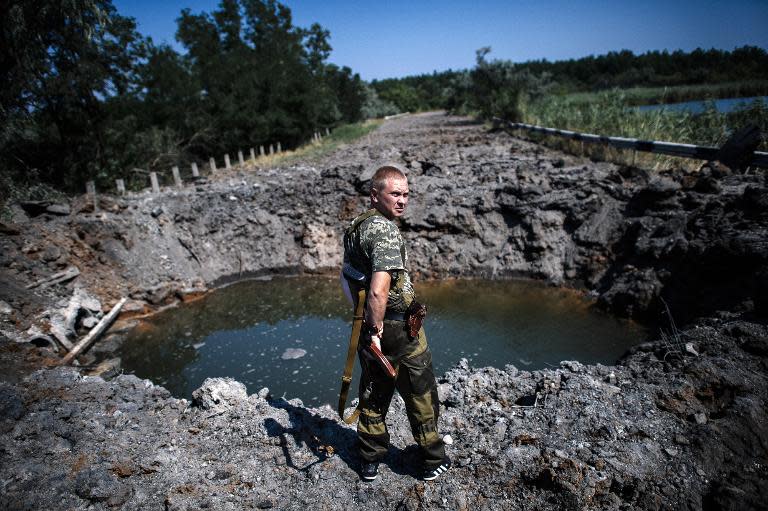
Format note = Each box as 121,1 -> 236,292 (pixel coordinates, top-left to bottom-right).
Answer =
384,310 -> 406,321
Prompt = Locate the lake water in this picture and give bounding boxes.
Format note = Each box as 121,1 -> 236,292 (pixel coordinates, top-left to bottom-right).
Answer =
119,277 -> 647,405
637,96 -> 767,114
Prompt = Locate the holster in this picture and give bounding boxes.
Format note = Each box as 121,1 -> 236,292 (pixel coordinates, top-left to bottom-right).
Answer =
406,301 -> 427,339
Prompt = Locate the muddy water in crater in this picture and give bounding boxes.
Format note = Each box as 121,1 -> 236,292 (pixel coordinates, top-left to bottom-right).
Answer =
119,277 -> 647,405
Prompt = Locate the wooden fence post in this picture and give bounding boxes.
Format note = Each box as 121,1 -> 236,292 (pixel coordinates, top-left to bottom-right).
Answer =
250,147 -> 256,161
209,157 -> 217,173
277,142 -> 282,153
269,144 -> 274,156
150,172 -> 160,194
86,181 -> 97,211
224,154 -> 231,170
259,145 -> 265,157
325,127 -> 330,136
172,166 -> 183,187
191,162 -> 199,178
116,179 -> 126,196
238,150 -> 244,165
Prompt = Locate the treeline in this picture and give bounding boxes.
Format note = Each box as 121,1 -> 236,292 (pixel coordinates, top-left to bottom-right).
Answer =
1,0 -> 388,195
372,46 -> 768,114
512,46 -> 768,91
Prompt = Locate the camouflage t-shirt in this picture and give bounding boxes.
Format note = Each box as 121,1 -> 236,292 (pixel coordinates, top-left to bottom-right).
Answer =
343,210 -> 415,313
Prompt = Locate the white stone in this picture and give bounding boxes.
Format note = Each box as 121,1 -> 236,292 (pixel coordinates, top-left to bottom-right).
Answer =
192,377 -> 248,410
280,348 -> 307,360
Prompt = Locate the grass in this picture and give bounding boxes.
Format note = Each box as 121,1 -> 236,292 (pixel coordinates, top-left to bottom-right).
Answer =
0,171 -> 69,221
562,80 -> 768,107
518,89 -> 768,171
259,119 -> 384,167
659,298 -> 687,361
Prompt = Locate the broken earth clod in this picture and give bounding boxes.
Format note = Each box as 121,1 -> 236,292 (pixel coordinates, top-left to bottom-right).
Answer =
59,298 -> 127,365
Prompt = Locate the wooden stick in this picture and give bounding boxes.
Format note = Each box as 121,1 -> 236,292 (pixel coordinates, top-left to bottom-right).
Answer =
60,298 -> 127,365
25,266 -> 80,289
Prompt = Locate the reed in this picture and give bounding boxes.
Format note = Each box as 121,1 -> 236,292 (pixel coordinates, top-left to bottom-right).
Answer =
563,81 -> 768,107
524,90 -> 767,151
514,91 -> 767,171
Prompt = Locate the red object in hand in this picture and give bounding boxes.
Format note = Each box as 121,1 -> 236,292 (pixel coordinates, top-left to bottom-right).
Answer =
362,343 -> 396,379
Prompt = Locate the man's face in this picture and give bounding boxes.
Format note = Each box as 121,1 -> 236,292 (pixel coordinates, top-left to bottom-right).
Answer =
372,176 -> 409,220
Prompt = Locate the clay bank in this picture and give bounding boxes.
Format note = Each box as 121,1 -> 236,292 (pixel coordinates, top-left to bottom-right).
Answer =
0,113 -> 767,510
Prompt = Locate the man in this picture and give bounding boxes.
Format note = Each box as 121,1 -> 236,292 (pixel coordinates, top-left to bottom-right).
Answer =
341,163 -> 450,482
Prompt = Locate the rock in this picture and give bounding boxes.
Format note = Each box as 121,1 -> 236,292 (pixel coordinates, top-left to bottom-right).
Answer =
694,176 -> 721,193
560,360 -> 586,373
84,358 -> 121,379
647,176 -> 681,196
0,383 -> 26,423
150,207 -> 163,218
75,467 -> 131,505
81,316 -> 98,329
742,337 -> 768,357
0,221 -> 21,235
142,283 -> 177,305
742,185 -> 768,213
437,383 -> 453,403
178,286 -> 207,302
192,377 -> 248,410
45,203 -> 70,216
120,299 -> 150,317
80,294 -> 102,313
41,245 -> 62,262
0,300 -> 12,315
280,348 -> 307,360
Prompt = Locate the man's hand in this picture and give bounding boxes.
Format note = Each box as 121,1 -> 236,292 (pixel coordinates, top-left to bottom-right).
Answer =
370,331 -> 383,352
361,321 -> 397,379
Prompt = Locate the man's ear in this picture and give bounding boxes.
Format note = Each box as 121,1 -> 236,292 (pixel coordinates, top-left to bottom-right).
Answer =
370,189 -> 379,204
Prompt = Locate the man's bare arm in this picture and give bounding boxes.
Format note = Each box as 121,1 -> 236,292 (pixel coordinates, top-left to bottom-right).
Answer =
366,271 -> 391,336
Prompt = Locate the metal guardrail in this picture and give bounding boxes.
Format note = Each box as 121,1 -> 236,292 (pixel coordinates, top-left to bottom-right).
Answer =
494,118 -> 768,168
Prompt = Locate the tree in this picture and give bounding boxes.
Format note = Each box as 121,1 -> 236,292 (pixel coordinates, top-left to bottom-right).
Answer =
470,48 -> 551,121
1,0 -> 147,190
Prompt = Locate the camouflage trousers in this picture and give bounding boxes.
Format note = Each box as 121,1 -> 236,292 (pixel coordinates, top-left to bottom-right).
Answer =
357,320 -> 446,468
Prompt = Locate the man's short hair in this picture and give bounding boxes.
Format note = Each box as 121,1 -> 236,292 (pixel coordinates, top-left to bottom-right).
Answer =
371,163 -> 407,193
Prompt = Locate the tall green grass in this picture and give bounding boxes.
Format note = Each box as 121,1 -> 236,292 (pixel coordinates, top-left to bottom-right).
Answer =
524,90 -> 768,150
517,90 -> 767,170
563,81 -> 768,107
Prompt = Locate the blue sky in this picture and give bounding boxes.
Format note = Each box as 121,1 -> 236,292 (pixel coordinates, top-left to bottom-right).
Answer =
114,0 -> 768,80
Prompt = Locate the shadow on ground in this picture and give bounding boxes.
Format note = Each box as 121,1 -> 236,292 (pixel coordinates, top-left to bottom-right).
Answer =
265,398 -> 422,479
